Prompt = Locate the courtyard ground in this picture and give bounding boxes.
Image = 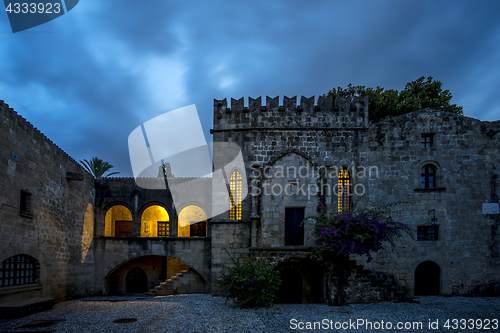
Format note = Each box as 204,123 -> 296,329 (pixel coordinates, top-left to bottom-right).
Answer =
0,295 -> 499,333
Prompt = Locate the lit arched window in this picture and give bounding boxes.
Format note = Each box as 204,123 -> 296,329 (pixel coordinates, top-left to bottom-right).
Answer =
105,205 -> 133,237
178,205 -> 207,237
421,165 -> 436,188
1,254 -> 39,287
338,169 -> 351,213
229,170 -> 242,220
141,205 -> 169,237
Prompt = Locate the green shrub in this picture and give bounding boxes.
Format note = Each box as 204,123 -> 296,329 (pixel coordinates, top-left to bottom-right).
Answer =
215,251 -> 281,308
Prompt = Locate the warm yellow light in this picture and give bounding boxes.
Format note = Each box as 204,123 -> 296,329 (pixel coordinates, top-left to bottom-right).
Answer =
81,203 -> 94,264
104,205 -> 133,236
229,170 -> 242,220
141,205 -> 169,237
178,205 -> 207,237
338,169 -> 351,213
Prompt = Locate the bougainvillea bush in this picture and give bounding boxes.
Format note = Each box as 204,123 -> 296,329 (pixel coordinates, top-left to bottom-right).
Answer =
305,210 -> 412,263
303,208 -> 412,305
214,251 -> 281,308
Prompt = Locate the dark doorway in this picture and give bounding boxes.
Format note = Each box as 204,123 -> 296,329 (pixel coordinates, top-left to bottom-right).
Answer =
115,221 -> 132,237
276,268 -> 303,303
126,267 -> 148,293
415,261 -> 440,296
285,208 -> 304,246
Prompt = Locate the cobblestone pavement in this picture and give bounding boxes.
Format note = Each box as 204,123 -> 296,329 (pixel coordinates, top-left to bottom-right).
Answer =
1,295 -> 500,333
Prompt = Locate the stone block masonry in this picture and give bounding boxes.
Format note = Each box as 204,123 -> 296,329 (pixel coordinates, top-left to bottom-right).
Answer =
212,95 -> 500,299
0,100 -> 95,303
1,93 -> 499,305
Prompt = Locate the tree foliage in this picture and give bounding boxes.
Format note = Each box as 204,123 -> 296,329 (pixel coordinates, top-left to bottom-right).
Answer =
214,251 -> 281,308
305,209 -> 412,263
80,157 -> 119,179
304,206 -> 412,305
324,76 -> 463,123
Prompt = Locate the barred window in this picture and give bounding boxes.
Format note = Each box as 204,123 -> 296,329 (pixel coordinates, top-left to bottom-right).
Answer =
178,205 -> 207,237
190,221 -> 207,237
229,170 -> 242,220
0,254 -> 39,287
421,165 -> 436,188
421,134 -> 434,148
338,169 -> 352,213
157,222 -> 169,237
417,226 -> 439,241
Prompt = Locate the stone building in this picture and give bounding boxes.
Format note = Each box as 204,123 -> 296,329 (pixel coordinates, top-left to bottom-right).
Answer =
1,95 -> 499,312
210,95 -> 500,302
0,100 -> 95,315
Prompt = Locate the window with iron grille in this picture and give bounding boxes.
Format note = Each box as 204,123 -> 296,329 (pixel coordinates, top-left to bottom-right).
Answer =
229,170 -> 242,220
417,226 -> 439,241
421,165 -> 436,188
0,254 -> 39,287
421,134 -> 434,148
157,221 -> 169,237
337,169 -> 352,213
285,208 -> 304,246
190,221 -> 206,237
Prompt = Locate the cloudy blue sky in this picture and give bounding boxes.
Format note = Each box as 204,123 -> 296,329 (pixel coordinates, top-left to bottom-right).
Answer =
1,0 -> 500,177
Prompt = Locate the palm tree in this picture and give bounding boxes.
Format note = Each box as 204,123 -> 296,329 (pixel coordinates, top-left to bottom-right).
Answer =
80,157 -> 120,179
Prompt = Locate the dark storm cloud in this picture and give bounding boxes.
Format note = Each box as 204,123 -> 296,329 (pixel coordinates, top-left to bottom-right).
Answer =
1,0 -> 499,177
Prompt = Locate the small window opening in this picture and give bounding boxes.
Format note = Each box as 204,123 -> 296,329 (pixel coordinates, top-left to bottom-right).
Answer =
421,165 -> 436,189
421,134 -> 434,148
417,226 -> 439,241
157,222 -> 170,237
20,190 -> 33,217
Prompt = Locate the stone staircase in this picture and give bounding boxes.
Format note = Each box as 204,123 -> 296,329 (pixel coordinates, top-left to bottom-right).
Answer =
146,268 -> 205,296
0,298 -> 54,318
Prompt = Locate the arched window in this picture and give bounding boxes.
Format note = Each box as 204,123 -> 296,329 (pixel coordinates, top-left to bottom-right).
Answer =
338,169 -> 351,213
421,165 -> 436,189
105,205 -> 133,237
141,205 -> 169,237
178,205 -> 207,237
1,254 -> 39,287
229,170 -> 242,220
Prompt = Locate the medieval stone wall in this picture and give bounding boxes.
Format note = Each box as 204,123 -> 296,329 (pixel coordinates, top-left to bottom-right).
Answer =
361,110 -> 500,295
0,100 -> 95,303
2,93 -> 498,304
212,95 -> 500,298
93,177 -> 213,294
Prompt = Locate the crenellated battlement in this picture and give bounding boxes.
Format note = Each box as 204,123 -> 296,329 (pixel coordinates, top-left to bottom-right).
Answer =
0,99 -> 84,168
212,95 -> 368,131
